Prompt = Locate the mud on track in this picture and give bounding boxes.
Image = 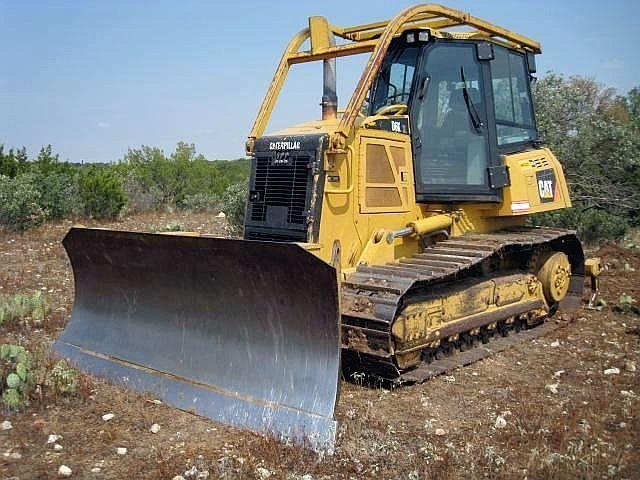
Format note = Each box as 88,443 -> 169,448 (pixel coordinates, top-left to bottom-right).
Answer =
1,212 -> 639,479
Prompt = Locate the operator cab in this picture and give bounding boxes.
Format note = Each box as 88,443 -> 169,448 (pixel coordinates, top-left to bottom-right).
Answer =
369,31 -> 538,202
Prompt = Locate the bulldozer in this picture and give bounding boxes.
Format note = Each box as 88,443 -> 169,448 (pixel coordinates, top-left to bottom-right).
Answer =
53,4 -> 601,451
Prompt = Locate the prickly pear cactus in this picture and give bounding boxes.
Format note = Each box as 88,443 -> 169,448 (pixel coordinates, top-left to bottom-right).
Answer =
0,344 -> 33,408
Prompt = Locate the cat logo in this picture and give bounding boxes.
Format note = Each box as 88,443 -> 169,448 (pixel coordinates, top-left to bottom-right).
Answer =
535,169 -> 556,203
391,120 -> 401,133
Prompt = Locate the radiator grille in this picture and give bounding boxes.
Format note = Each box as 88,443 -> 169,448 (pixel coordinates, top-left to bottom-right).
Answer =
250,154 -> 311,225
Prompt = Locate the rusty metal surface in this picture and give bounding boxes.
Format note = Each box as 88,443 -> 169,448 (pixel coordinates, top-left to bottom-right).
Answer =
53,228 -> 340,451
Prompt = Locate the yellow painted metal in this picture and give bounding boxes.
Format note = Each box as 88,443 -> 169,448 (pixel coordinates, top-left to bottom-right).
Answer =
309,16 -> 331,53
537,252 -> 572,303
408,215 -> 453,236
391,273 -> 548,368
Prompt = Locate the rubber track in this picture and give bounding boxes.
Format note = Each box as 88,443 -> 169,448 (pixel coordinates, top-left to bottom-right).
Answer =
340,227 -> 584,382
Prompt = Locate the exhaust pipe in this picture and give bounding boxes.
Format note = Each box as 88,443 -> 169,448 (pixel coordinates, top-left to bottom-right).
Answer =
321,36 -> 337,120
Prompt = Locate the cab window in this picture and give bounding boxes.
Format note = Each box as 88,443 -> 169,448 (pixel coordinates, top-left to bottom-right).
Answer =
491,46 -> 537,146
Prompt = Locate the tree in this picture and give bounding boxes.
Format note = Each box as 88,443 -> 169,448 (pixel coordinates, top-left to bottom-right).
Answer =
533,74 -> 640,239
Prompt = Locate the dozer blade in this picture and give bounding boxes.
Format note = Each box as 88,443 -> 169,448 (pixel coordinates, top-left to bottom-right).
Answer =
53,227 -> 340,451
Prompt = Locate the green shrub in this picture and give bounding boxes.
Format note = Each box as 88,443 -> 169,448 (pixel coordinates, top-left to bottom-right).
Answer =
0,344 -> 33,409
79,167 -> 127,219
0,291 -> 49,325
0,173 -> 47,231
221,182 -> 248,234
35,172 -> 82,219
45,359 -> 78,396
157,221 -> 183,232
532,208 -> 628,244
180,192 -> 222,212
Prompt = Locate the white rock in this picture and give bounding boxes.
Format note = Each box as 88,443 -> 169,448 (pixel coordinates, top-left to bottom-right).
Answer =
494,416 -> 507,429
620,390 -> 636,397
48,434 -> 63,444
604,367 -> 620,375
116,447 -> 127,455
624,360 -> 636,373
91,467 -> 101,473
545,383 -> 559,394
434,428 -> 446,436
256,466 -> 272,479
301,475 -> 314,480
150,423 -> 161,434
1,420 -> 12,430
216,212 -> 226,218
3,451 -> 22,459
102,413 -> 115,421
172,476 -> 186,480
553,370 -> 565,377
550,340 -> 561,347
54,443 -> 64,451
58,465 -> 72,477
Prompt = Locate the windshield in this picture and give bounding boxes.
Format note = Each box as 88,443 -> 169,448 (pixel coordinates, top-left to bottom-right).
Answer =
370,45 -> 420,114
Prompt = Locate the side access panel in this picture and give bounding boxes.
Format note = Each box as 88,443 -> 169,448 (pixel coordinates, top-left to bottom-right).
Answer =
53,228 -> 340,451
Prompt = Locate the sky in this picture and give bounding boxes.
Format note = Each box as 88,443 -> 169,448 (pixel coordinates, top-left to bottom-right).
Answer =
1,0 -> 639,163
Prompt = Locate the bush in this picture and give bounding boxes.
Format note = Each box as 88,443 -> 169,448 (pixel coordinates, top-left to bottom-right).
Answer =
0,344 -> 33,409
532,208 -> 628,244
180,192 -> 222,212
0,174 -> 47,231
34,171 -> 82,219
79,167 -> 127,219
221,182 -> 248,234
45,359 -> 79,396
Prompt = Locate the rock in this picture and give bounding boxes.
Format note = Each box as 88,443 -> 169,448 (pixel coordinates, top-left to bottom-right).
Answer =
91,467 -> 101,473
434,428 -> 446,436
256,466 -> 272,479
604,367 -> 620,375
1,420 -> 12,430
545,383 -> 559,394
116,447 -> 127,455
301,475 -> 314,480
150,423 -> 161,434
550,340 -> 561,347
216,212 -> 226,218
3,451 -> 22,460
58,465 -> 72,477
172,476 -> 186,480
102,413 -> 115,421
54,443 -> 64,451
494,416 -> 507,429
553,370 -> 565,377
624,360 -> 636,373
48,434 -> 63,444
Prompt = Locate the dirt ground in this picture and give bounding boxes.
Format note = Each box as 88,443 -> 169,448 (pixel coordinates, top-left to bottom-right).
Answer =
1,213 -> 638,479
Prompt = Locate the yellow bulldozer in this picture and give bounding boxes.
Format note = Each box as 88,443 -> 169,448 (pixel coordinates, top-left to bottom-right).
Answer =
53,4 -> 601,451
